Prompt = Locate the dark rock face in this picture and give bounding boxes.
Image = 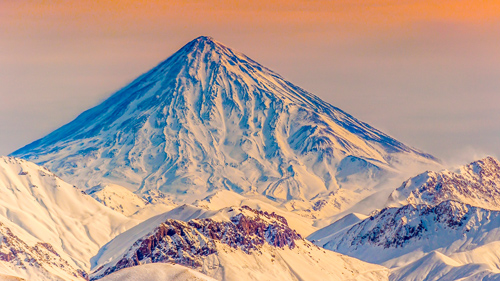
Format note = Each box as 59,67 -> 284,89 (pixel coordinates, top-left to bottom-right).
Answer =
92,206 -> 301,280
195,207 -> 299,252
117,220 -> 216,267
0,222 -> 87,280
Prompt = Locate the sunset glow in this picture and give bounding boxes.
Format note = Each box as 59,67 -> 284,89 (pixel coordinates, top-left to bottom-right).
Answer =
1,0 -> 500,159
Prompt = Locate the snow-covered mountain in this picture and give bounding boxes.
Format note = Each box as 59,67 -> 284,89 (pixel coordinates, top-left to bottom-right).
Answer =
320,201 -> 500,264
91,205 -> 389,281
0,156 -> 138,279
310,200 -> 500,280
193,190 -> 318,236
387,156 -> 500,209
11,36 -> 437,216
307,157 -> 500,280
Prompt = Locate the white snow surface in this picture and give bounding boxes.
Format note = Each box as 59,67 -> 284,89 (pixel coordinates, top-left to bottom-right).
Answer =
0,274 -> 27,281
88,183 -> 148,216
99,264 -> 217,281
88,183 -> 177,219
390,250 -> 500,281
11,36 -> 438,218
307,212 -> 367,244
0,156 -> 137,273
208,242 -> 389,281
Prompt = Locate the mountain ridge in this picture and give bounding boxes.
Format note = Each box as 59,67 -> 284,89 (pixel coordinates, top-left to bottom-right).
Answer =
90,204 -> 389,281
387,156 -> 500,209
319,200 -> 500,265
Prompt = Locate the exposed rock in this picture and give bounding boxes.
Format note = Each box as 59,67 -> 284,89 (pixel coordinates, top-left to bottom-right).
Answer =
388,157 -> 500,209
91,206 -> 301,280
320,200 -> 500,265
0,222 -> 86,280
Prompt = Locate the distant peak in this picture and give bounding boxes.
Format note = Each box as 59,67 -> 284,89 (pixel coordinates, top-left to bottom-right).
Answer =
477,156 -> 499,165
182,35 -> 225,52
194,35 -> 215,42
467,156 -> 500,172
186,36 -> 223,46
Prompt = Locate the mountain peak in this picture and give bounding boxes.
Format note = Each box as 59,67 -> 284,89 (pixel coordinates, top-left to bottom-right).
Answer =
192,35 -> 218,44
12,37 -> 437,210
180,35 -> 226,54
467,156 -> 500,171
194,35 -> 215,41
167,35 -> 248,70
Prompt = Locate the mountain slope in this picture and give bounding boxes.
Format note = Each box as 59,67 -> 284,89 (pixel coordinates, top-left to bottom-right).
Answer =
11,36 -> 437,212
319,201 -> 500,265
307,212 -> 367,244
389,251 -> 500,281
387,156 -> 500,209
99,264 -> 217,281
91,205 -> 389,281
0,156 -> 136,274
87,184 -> 149,216
87,183 -> 177,219
310,157 -> 500,280
0,274 -> 28,281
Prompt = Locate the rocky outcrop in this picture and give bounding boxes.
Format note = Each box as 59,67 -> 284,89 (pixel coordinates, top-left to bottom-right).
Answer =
0,222 -> 86,280
320,200 -> 500,264
91,206 -> 301,280
388,157 -> 500,209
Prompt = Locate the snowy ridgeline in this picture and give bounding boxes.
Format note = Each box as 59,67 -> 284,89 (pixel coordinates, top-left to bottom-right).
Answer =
310,157 -> 500,281
387,156 -> 500,210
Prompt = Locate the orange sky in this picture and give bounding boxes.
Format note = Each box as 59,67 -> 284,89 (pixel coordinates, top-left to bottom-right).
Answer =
4,0 -> 500,37
1,0 -> 500,160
